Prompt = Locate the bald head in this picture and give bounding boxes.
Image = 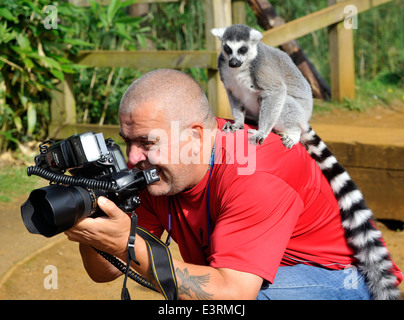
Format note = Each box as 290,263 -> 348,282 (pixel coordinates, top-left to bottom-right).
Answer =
119,69 -> 216,129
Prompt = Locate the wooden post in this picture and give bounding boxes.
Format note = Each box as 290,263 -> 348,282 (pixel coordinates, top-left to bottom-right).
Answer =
204,0 -> 233,119
232,0 -> 246,25
49,73 -> 76,137
328,0 -> 356,102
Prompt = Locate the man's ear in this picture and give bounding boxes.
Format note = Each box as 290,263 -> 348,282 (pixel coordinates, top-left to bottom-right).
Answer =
190,123 -> 204,156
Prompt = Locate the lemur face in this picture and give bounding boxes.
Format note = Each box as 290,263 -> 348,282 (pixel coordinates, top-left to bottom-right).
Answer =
222,41 -> 250,68
211,24 -> 263,69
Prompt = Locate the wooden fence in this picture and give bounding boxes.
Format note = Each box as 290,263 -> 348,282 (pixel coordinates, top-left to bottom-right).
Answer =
49,0 -> 392,140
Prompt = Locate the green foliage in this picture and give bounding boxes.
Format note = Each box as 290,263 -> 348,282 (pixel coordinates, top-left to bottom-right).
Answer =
71,0 -> 150,51
148,0 -> 208,85
0,0 -> 78,152
149,0 -> 205,51
71,0 -> 150,125
75,0 -> 207,125
354,0 -> 403,81
0,0 -> 150,149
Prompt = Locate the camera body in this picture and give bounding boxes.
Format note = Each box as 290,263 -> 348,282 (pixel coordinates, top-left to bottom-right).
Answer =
21,132 -> 159,237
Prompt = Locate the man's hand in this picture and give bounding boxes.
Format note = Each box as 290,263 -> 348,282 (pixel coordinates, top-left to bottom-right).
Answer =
65,196 -> 152,284
64,196 -> 131,260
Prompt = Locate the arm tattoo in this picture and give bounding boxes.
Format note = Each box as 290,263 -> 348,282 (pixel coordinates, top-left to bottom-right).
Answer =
176,267 -> 213,300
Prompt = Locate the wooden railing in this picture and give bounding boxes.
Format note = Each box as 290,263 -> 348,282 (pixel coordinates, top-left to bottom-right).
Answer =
49,0 -> 392,140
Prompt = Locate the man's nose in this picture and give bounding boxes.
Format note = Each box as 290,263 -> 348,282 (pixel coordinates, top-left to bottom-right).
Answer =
127,144 -> 147,165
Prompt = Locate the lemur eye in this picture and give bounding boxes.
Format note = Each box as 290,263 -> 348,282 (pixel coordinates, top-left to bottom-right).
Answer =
238,46 -> 248,54
224,44 -> 232,54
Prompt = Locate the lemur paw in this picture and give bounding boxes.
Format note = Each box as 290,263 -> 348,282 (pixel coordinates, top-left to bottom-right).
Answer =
280,134 -> 298,149
248,129 -> 268,145
222,121 -> 244,133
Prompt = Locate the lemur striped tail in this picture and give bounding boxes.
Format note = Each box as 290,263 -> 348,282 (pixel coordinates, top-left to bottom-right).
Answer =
301,126 -> 400,300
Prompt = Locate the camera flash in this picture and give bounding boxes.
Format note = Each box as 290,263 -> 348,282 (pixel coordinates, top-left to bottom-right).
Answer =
80,132 -> 102,162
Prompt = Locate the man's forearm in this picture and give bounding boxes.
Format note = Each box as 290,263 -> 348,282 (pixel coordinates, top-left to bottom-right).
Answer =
80,240 -> 261,300
79,234 -> 155,286
79,243 -> 122,282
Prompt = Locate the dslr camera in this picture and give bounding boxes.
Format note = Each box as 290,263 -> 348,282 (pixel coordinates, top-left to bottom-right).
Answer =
21,131 -> 159,238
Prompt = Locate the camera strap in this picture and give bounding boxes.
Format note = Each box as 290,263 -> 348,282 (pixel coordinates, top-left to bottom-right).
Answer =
121,213 -> 178,300
121,214 -> 140,300
136,226 -> 178,300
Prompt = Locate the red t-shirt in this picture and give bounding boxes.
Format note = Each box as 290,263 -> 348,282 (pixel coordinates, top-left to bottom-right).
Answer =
136,118 -> 356,283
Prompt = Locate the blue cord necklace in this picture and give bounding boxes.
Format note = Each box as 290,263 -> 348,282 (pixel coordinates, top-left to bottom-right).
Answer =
166,144 -> 215,252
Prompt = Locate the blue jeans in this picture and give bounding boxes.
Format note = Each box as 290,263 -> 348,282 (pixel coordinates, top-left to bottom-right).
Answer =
257,264 -> 372,300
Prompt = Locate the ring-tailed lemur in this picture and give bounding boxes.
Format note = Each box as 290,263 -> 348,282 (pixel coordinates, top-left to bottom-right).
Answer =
211,24 -> 313,148
211,24 -> 400,300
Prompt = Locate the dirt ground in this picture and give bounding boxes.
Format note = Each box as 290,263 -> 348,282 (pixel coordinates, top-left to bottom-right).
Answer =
0,101 -> 403,300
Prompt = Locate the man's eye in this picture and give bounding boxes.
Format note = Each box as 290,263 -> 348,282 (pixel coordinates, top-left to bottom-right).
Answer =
141,141 -> 156,149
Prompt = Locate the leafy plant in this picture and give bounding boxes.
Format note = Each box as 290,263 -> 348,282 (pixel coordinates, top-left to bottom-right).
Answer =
0,0 -> 80,152
71,0 -> 151,125
148,0 -> 208,85
0,0 -> 151,150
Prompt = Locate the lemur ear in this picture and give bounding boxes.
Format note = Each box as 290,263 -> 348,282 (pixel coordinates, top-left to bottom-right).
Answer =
211,27 -> 226,40
250,29 -> 263,42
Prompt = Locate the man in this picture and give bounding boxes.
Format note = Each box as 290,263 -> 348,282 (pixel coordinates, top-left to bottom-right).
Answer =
65,69 -> 372,299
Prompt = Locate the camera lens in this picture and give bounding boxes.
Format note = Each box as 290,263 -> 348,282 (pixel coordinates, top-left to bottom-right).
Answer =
21,185 -> 95,237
